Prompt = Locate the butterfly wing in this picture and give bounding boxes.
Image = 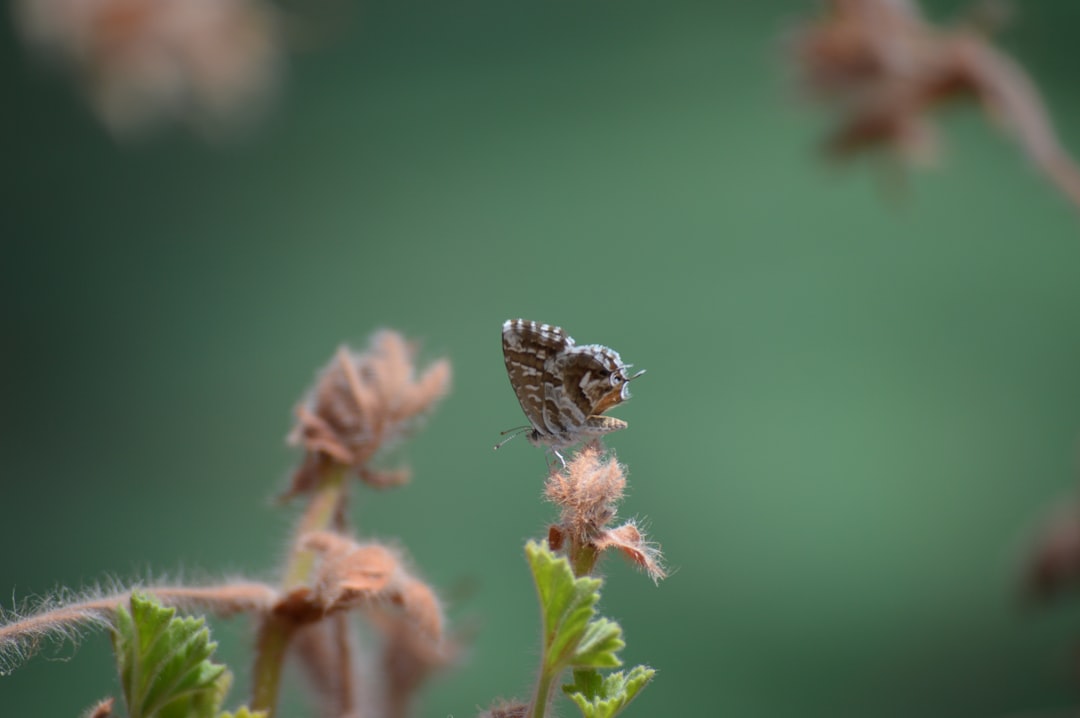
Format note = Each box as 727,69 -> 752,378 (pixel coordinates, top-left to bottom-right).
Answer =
502,319 -> 573,441
552,343 -> 631,426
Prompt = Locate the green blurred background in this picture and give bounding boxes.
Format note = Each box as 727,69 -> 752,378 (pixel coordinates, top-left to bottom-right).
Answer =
4,1 -> 1080,715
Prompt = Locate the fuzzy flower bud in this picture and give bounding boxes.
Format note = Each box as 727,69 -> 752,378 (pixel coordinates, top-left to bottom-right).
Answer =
544,441 -> 665,582
544,441 -> 625,544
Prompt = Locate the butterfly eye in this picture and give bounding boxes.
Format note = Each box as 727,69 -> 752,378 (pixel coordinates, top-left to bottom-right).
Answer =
611,374 -> 623,385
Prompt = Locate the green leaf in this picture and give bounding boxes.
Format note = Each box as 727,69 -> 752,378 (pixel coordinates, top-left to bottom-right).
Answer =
525,540 -> 624,671
112,593 -> 231,718
571,618 -> 624,669
563,666 -> 656,718
219,708 -> 267,718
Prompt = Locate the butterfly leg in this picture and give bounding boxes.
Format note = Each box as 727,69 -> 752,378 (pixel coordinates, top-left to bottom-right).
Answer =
545,448 -> 567,469
584,415 -> 629,436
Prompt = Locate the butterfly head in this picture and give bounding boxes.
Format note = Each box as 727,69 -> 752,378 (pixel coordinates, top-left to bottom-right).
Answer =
588,351 -> 646,416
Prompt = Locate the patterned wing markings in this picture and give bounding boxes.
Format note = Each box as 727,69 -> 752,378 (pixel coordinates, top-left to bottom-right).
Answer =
499,319 -> 644,454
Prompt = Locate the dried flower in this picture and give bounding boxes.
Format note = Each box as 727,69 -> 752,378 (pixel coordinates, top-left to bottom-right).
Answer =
595,520 -> 667,584
789,0 -> 1080,207
545,441 -> 625,545
14,0 -> 281,137
301,532 -> 398,613
295,530 -> 455,718
1022,498 -> 1080,601
545,441 -> 665,581
300,531 -> 445,641
287,330 -> 451,496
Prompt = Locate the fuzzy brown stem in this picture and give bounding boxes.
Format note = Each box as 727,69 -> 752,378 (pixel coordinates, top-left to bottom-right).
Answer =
145,584 -> 278,615
0,583 -> 277,647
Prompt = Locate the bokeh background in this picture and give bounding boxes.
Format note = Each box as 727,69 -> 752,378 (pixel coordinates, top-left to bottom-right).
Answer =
4,1 -> 1080,716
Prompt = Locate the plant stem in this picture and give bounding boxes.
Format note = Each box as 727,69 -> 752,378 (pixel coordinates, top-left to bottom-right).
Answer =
250,615 -> 293,715
530,664 -> 557,718
250,467 -> 349,717
570,540 -> 599,578
284,468 -> 349,589
528,538 -> 598,717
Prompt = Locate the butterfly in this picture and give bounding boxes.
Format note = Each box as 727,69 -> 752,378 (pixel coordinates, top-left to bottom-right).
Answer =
496,319 -> 645,460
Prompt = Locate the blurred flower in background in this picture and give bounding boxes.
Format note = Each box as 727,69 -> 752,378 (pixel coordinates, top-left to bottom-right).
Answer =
789,0 -> 1080,208
1023,495 -> 1080,603
14,0 -> 282,137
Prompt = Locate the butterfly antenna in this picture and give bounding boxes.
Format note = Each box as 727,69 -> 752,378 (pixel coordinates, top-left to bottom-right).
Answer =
493,426 -> 530,451
628,368 -> 647,381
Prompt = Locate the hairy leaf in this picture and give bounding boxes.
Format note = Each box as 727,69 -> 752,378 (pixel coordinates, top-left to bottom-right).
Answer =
563,666 -> 656,718
112,593 -> 230,718
525,541 -> 623,671
571,617 -> 623,669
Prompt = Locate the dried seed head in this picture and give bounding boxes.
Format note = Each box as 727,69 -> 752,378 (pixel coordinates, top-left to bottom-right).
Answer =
287,330 -> 451,496
788,0 -> 1080,207
544,440 -> 626,544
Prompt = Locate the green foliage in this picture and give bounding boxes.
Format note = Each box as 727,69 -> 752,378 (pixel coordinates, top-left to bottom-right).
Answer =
526,540 -> 623,674
563,666 -> 656,718
526,541 -> 653,717
112,593 -> 248,718
571,617 -> 624,669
